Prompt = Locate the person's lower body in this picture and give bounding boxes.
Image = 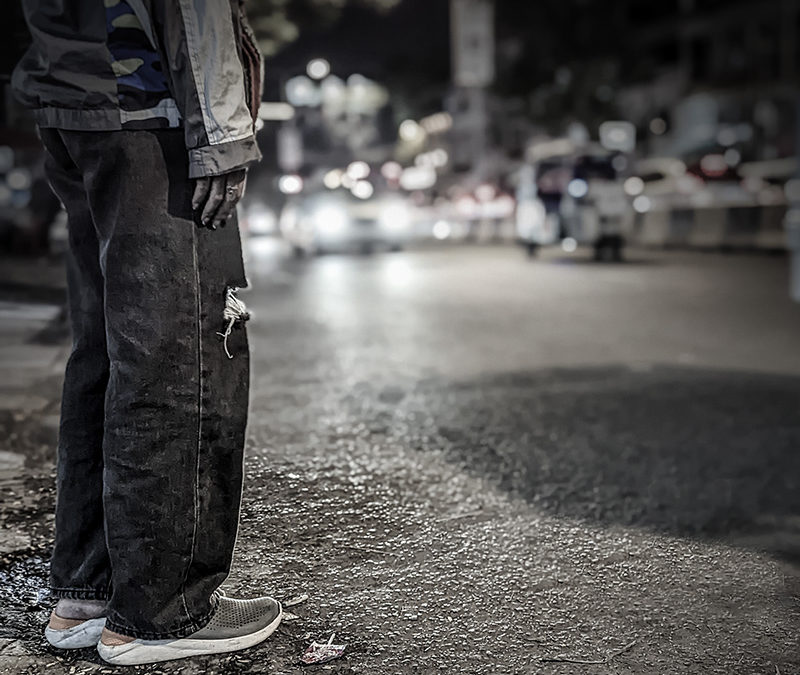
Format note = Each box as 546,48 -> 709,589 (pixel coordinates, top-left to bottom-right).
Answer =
39,128 -> 278,662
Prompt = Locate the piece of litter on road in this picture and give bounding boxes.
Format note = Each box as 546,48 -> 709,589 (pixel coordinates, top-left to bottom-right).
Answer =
283,611 -> 300,621
27,588 -> 50,609
300,633 -> 346,665
284,593 -> 309,608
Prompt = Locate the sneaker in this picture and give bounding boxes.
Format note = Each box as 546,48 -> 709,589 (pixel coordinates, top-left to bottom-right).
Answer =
96,594 -> 282,666
45,611 -> 106,649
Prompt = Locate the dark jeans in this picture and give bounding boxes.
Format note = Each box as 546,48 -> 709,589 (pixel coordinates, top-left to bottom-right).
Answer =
40,128 -> 250,639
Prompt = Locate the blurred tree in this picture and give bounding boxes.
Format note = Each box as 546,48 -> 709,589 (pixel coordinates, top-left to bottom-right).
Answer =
246,0 -> 402,56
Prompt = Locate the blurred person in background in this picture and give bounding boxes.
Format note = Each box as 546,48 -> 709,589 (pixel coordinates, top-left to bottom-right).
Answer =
12,0 -> 282,665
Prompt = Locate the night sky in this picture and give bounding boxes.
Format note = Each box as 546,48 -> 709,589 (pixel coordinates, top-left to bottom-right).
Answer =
261,0 -> 660,113
263,0 -> 452,109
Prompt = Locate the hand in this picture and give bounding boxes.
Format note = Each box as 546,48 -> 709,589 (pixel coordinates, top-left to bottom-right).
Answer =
192,169 -> 247,230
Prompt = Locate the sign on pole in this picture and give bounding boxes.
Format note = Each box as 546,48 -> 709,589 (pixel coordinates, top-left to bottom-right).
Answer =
451,0 -> 495,88
599,121 -> 637,153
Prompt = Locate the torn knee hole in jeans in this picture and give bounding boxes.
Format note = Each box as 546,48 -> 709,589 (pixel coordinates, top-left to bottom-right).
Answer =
217,288 -> 250,359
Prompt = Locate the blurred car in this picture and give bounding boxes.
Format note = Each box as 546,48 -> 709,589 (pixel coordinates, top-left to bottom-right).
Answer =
627,157 -> 704,211
432,186 -> 516,241
629,156 -> 756,211
0,140 -> 62,256
279,189 -> 416,255
239,201 -> 278,236
559,155 -> 634,261
738,157 -> 796,206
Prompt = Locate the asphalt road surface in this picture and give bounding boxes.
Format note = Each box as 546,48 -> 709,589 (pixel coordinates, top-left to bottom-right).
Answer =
1,243 -> 799,674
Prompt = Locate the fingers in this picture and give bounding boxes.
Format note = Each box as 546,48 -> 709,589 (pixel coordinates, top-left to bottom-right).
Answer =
194,170 -> 247,230
192,177 -> 211,212
212,170 -> 247,228
200,176 -> 227,228
212,188 -> 237,227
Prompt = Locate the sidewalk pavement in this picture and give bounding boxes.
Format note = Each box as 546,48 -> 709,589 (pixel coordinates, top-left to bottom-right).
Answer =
0,256 -> 68,672
0,255 -> 67,437
0,258 -> 67,542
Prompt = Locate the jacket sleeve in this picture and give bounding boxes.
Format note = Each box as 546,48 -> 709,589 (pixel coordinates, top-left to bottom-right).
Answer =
142,0 -> 262,178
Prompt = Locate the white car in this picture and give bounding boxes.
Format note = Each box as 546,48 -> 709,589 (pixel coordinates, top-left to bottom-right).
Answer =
280,190 -> 416,255
515,154 -> 635,261
560,178 -> 635,260
628,157 -> 706,211
629,157 -> 755,211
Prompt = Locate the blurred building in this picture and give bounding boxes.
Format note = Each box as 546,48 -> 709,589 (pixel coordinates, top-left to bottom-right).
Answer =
621,0 -> 798,161
628,0 -> 796,88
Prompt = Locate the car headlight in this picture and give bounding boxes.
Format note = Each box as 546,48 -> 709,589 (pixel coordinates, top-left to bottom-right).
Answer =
314,205 -> 348,233
380,203 -> 411,231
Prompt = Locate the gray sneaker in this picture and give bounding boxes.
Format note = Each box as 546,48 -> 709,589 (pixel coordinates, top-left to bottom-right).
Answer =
96,594 -> 282,666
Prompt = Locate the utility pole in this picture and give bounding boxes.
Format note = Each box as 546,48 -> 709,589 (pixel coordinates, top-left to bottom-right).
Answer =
780,0 -> 800,301
787,96 -> 800,303
450,0 -> 494,182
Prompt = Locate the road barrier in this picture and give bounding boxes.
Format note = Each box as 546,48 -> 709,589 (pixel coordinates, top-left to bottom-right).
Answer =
634,205 -> 788,251
446,205 -> 789,253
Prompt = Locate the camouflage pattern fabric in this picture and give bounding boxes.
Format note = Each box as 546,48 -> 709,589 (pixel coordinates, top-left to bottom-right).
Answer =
14,0 -> 262,177
104,0 -> 181,129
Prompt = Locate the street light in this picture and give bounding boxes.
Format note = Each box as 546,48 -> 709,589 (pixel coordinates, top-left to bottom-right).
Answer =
278,174 -> 303,195
599,121 -> 636,153
381,161 -> 403,181
650,117 -> 667,135
567,179 -> 588,199
324,169 -> 344,190
307,58 -> 331,80
352,180 -> 374,200
347,161 -> 370,181
623,177 -> 645,196
633,196 -> 652,213
399,119 -> 425,143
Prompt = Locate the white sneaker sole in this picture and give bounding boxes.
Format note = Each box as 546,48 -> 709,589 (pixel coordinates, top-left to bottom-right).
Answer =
96,603 -> 282,666
45,617 -> 106,649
